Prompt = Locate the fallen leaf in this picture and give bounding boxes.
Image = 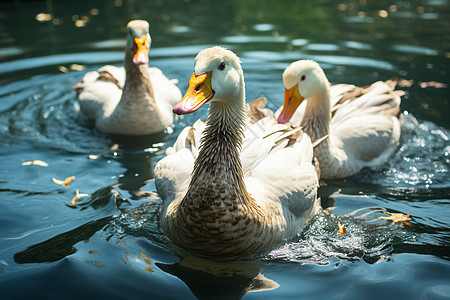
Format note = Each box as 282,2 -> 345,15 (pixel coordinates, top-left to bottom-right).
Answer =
52,176 -> 75,187
71,189 -> 89,205
420,81 -> 448,89
338,222 -> 346,235
36,13 -> 53,22
22,160 -> 49,167
88,154 -> 100,160
397,79 -> 413,88
58,66 -> 68,73
70,64 -> 85,71
379,212 -> 411,224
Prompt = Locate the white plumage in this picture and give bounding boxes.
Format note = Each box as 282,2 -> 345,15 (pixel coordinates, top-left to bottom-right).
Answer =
73,20 -> 181,135
278,60 -> 403,179
155,47 -> 320,258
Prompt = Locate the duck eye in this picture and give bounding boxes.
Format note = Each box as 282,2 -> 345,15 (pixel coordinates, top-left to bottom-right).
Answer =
301,75 -> 306,81
218,62 -> 226,70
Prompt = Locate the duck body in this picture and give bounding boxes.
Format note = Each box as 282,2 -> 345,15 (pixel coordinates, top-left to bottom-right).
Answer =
278,60 -> 404,179
155,47 -> 319,258
73,20 -> 181,135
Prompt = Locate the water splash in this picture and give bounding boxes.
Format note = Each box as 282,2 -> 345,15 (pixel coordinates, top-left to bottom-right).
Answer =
357,113 -> 450,188
108,200 -> 171,249
266,208 -> 414,264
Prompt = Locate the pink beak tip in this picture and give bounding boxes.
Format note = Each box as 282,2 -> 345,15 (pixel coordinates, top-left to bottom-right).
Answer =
133,55 -> 149,65
277,114 -> 288,124
173,103 -> 190,115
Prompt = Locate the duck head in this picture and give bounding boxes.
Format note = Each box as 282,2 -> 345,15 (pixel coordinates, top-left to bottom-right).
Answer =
126,20 -> 151,65
173,46 -> 244,115
277,60 -> 329,124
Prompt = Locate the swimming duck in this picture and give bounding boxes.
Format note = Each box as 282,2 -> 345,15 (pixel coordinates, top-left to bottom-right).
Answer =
73,20 -> 181,135
277,60 -> 404,179
155,47 -> 320,258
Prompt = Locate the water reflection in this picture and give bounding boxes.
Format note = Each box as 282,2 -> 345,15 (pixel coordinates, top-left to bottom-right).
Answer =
14,216 -> 114,263
0,0 -> 449,298
157,256 -> 279,300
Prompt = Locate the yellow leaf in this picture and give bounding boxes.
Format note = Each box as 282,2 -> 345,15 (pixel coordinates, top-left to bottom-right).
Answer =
338,222 -> 346,235
71,189 -> 89,205
52,176 -> 75,187
36,13 -> 53,22
70,64 -> 85,71
379,212 -> 411,224
420,81 -> 447,89
22,160 -> 49,167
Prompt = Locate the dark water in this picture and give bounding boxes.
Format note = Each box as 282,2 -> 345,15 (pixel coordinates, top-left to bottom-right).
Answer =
1,0 -> 449,299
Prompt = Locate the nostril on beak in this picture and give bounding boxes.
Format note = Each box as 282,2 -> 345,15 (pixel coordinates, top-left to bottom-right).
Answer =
195,84 -> 203,93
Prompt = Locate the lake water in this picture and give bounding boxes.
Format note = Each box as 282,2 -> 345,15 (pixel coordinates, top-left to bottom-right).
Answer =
0,0 -> 449,299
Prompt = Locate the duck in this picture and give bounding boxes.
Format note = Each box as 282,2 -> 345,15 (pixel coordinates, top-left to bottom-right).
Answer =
155,47 -> 320,258
73,20 -> 181,135
277,60 -> 404,179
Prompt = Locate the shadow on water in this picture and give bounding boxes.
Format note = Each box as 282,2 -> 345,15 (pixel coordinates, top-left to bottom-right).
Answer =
0,0 -> 449,298
157,257 -> 279,300
14,216 -> 114,264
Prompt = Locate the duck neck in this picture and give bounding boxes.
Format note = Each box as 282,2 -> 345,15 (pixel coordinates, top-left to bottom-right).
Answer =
120,51 -> 155,106
301,87 -> 331,141
184,93 -> 252,209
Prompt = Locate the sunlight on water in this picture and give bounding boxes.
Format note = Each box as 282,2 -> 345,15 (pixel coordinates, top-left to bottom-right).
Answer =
0,72 -> 111,153
266,208 -> 414,264
0,0 -> 449,298
357,113 -> 450,188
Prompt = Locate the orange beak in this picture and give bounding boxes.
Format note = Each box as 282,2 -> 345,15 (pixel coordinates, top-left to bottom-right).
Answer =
133,36 -> 149,65
173,72 -> 214,115
277,84 -> 304,124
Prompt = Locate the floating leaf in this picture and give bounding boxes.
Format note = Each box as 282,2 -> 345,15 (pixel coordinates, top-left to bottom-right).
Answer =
420,81 -> 447,89
22,160 -> 49,167
398,79 -> 413,87
379,212 -> 411,224
58,66 -> 68,73
71,189 -> 89,205
36,13 -> 53,22
70,64 -> 85,71
338,222 -> 346,235
52,176 -> 75,187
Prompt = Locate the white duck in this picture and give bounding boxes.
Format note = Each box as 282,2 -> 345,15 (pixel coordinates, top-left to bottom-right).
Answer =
277,60 -> 404,179
73,20 -> 181,135
155,47 -> 320,258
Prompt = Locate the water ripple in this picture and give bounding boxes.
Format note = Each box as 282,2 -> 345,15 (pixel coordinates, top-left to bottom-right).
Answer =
357,113 -> 450,188
0,71 -> 111,153
266,209 -> 413,264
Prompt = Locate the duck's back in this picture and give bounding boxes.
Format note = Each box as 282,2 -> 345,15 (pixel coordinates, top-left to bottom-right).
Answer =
329,79 -> 403,167
74,65 -> 125,120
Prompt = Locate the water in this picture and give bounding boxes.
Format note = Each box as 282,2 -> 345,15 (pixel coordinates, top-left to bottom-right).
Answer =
0,0 -> 449,299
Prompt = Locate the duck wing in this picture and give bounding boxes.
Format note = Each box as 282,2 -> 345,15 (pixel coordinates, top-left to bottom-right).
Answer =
155,120 -> 204,203
241,117 -> 319,219
330,79 -> 403,164
73,65 -> 125,120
